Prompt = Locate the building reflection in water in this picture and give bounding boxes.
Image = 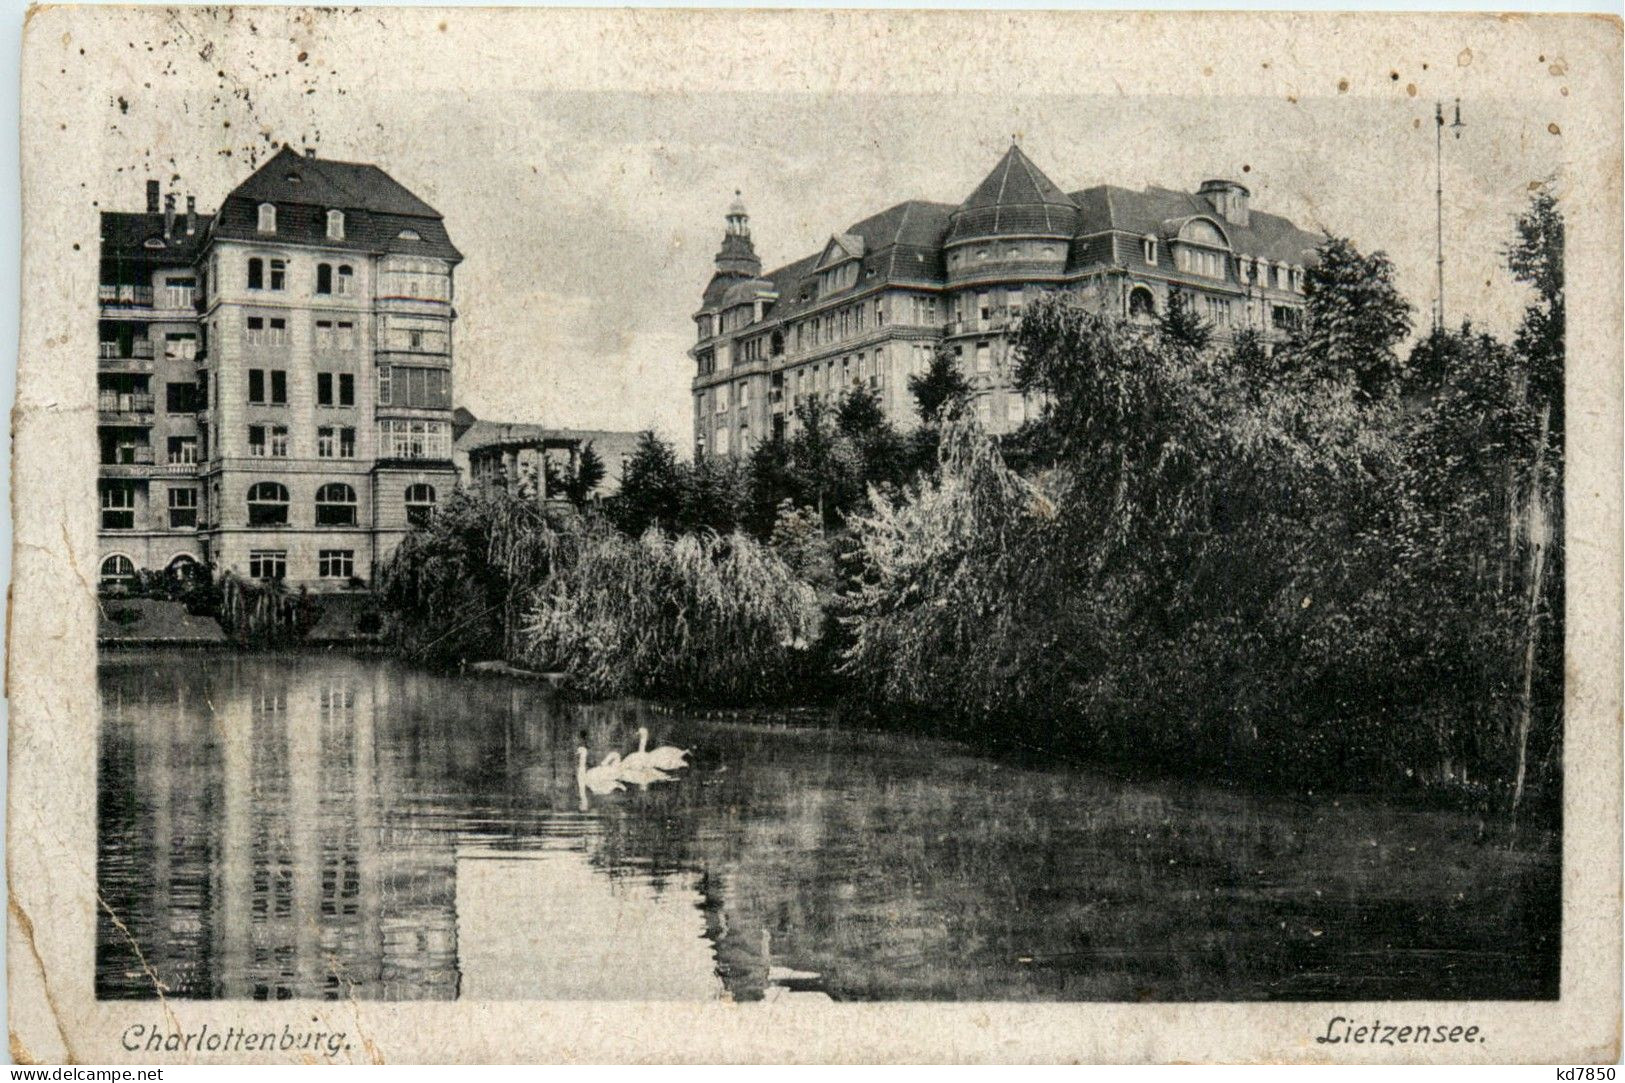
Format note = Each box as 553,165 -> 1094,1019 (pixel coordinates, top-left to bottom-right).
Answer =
97,655 -> 724,1001
98,652 -> 1560,1003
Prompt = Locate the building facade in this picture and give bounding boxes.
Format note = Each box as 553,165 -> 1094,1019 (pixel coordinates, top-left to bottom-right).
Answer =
98,147 -> 461,590
689,144 -> 1323,457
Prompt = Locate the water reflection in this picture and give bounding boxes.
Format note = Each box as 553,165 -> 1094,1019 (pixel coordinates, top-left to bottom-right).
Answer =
97,651 -> 1559,1001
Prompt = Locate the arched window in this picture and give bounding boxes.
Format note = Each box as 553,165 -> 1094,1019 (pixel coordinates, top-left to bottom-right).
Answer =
336,265 -> 354,296
405,484 -> 437,527
1128,286 -> 1157,323
247,482 -> 289,526
99,555 -> 135,587
315,483 -> 358,526
257,203 -> 277,233
316,263 -> 333,295
327,209 -> 345,241
247,257 -> 264,291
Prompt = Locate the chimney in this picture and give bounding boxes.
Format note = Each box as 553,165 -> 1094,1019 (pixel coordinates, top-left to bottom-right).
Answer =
304,147 -> 316,159
146,180 -> 160,214
1198,179 -> 1249,228
163,193 -> 176,238
186,195 -> 197,236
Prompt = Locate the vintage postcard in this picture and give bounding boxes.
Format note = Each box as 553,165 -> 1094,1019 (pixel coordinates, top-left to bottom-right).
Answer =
9,5 -> 1622,1064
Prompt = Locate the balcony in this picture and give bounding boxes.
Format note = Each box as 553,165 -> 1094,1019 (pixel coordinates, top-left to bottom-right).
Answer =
98,391 -> 156,422
155,460 -> 199,477
98,340 -> 156,371
99,285 -> 155,309
100,448 -> 154,477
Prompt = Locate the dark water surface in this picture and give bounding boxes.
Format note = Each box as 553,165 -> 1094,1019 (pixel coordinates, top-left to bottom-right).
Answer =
97,651 -> 1559,1001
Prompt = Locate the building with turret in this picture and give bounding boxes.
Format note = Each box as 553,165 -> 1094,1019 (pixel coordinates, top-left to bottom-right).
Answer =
689,143 -> 1322,457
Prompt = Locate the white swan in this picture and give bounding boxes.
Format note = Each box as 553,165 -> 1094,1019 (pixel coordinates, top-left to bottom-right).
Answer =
576,746 -> 625,795
620,726 -> 692,773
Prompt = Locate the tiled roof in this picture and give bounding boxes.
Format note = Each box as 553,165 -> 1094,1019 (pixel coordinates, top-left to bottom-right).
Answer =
100,211 -> 214,262
211,146 -> 462,261
959,144 -> 1075,213
210,198 -> 462,261
230,146 -> 442,217
1070,184 -> 1322,264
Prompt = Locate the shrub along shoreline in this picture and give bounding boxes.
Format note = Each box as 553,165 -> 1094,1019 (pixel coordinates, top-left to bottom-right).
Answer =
377,194 -> 1564,824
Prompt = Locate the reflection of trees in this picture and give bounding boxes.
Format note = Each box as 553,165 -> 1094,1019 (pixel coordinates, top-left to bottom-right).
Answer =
98,655 -> 1560,1004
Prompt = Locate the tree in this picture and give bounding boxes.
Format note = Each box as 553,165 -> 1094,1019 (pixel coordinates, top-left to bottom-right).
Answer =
1507,185 -> 1564,423
677,453 -> 749,534
838,386 -> 912,495
546,442 -> 608,508
786,397 -> 863,529
1157,288 -> 1212,353
1293,236 -> 1414,399
908,344 -> 971,427
607,430 -> 685,535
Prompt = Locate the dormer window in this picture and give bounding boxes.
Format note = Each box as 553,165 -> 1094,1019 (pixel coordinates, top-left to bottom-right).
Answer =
1142,236 -> 1158,265
398,229 -> 421,242
1292,265 -> 1306,293
327,210 -> 345,241
257,203 -> 276,234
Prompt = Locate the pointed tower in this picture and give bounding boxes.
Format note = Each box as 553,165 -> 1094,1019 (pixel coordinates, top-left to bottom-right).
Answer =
945,142 -> 1079,284
713,190 -> 762,278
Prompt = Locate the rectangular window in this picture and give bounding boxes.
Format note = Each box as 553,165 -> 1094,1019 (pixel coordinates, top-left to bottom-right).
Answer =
337,322 -> 355,350
163,332 -> 197,361
317,264 -> 333,295
248,369 -> 265,404
316,320 -> 334,349
377,420 -> 452,461
247,260 -> 264,291
318,427 -> 336,458
975,342 -> 991,372
319,550 -> 355,579
378,366 -> 392,406
100,485 -> 135,530
257,204 -> 276,233
167,436 -> 197,464
165,382 -> 198,414
270,370 -> 286,405
978,292 -> 991,323
269,259 -> 286,291
339,373 -> 355,407
248,425 -> 266,456
268,317 -> 288,346
339,427 -> 355,458
248,550 -> 286,580
167,487 -> 198,529
327,210 -> 345,241
269,426 -> 288,458
318,373 -> 333,406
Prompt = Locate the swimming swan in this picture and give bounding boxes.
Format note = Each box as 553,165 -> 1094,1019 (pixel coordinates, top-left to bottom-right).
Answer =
576,746 -> 625,795
621,726 -> 692,773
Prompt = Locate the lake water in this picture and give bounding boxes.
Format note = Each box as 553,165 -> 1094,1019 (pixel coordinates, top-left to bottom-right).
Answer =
98,651 -> 1559,1002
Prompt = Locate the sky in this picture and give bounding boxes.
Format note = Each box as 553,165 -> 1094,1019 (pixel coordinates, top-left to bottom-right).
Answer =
78,9 -> 1572,448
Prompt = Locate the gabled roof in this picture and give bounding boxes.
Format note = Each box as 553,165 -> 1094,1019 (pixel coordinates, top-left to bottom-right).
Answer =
815,233 -> 866,269
229,146 -> 443,218
1069,183 -> 1322,264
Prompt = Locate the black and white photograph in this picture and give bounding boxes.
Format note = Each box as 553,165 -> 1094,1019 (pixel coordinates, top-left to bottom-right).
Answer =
9,5 -> 1620,1064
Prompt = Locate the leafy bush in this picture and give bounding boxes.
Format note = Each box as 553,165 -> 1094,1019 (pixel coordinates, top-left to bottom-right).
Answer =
520,520 -> 821,703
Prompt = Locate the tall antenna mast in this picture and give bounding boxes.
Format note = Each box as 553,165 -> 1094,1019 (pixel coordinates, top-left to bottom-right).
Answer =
1435,98 -> 1466,332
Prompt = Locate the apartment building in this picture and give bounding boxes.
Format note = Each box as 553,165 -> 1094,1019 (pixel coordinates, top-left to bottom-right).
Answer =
97,147 -> 461,589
